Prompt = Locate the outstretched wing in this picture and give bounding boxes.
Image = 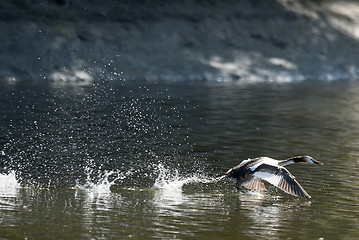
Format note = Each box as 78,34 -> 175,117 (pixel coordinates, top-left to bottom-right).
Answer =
253,164 -> 311,198
243,178 -> 267,191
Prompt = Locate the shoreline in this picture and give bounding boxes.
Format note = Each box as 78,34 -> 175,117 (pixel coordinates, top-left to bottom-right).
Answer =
1,0 -> 359,84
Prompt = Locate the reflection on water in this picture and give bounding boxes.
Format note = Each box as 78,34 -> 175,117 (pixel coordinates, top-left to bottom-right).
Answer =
1,80 -> 359,238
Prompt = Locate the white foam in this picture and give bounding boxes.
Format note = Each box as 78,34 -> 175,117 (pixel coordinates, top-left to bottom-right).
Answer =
75,171 -> 113,194
0,171 -> 20,197
74,167 -> 132,199
152,164 -> 212,207
153,164 -> 207,191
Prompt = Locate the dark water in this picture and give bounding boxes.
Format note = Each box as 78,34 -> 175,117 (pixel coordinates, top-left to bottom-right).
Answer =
1,80 -> 359,239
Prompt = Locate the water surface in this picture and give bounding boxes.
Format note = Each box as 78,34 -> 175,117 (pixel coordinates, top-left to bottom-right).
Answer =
1,80 -> 359,239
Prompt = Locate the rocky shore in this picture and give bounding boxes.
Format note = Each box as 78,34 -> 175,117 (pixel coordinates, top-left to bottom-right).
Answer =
1,0 -> 359,84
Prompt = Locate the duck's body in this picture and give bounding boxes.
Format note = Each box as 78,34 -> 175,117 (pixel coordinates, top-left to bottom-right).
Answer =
225,156 -> 323,198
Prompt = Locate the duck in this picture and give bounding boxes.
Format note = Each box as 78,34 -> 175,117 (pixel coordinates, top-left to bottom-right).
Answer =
224,155 -> 323,198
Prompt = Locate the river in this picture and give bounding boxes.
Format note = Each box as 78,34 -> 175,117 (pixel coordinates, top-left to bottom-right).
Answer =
1,80 -> 359,239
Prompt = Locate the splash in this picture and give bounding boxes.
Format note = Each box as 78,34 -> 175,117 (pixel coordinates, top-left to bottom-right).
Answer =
74,167 -> 132,199
75,170 -> 115,194
153,163 -> 214,196
0,171 -> 20,197
151,163 -> 227,212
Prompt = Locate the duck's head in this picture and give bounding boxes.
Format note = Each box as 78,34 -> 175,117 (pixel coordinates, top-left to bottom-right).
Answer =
298,156 -> 323,165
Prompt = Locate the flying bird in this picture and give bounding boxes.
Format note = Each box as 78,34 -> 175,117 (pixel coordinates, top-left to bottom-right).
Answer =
223,156 -> 323,198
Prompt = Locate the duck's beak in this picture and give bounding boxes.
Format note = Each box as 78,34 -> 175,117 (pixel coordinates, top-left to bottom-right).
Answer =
312,158 -> 324,165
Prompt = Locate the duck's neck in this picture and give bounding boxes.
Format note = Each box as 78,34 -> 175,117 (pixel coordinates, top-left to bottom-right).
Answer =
278,159 -> 294,166
278,156 -> 304,166
278,156 -> 305,166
